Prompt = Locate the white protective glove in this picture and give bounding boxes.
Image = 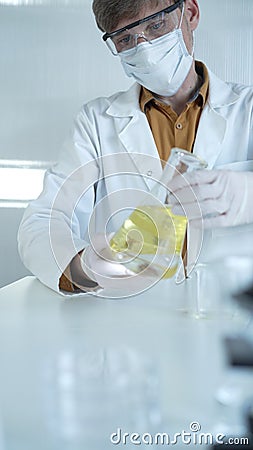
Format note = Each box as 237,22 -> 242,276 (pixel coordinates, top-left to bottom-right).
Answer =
81,233 -> 158,294
168,170 -> 253,228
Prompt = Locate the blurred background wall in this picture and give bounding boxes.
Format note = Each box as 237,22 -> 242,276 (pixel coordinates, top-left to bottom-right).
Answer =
0,0 -> 252,287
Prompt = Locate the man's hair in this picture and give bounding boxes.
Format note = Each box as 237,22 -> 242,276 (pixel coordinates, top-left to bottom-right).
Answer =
92,0 -> 178,33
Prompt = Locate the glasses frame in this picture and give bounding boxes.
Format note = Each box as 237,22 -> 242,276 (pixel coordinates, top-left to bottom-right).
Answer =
102,0 -> 184,44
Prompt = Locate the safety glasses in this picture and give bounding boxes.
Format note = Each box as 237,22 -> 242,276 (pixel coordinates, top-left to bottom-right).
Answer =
103,0 -> 184,55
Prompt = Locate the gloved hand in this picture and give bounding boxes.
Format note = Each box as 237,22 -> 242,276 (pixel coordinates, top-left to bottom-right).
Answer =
168,170 -> 253,228
81,233 -> 157,293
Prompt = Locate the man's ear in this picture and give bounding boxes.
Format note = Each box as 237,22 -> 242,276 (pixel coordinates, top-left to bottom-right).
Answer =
184,0 -> 200,31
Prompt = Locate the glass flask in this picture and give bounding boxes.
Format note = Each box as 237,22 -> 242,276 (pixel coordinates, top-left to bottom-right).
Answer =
110,148 -> 207,279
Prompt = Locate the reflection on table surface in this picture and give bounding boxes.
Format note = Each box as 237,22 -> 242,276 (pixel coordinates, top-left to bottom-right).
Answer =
0,274 -> 252,449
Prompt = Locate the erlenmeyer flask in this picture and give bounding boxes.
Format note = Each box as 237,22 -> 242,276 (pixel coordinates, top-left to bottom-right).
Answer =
110,148 -> 207,279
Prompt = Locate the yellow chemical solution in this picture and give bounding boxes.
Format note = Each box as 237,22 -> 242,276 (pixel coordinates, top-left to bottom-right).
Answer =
110,205 -> 187,279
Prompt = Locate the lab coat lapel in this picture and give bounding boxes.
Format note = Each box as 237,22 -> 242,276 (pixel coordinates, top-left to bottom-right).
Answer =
106,83 -> 163,190
118,113 -> 163,188
193,68 -> 239,168
193,104 -> 227,168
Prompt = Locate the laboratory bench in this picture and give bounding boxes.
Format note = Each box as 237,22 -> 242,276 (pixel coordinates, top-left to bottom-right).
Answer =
0,275 -> 252,449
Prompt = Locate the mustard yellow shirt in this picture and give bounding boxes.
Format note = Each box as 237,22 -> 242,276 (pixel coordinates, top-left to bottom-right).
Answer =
139,61 -> 209,164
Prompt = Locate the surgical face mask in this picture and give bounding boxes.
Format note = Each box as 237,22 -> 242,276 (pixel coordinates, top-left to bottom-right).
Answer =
119,16 -> 193,96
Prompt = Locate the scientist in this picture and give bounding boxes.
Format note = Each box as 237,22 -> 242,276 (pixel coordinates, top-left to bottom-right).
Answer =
18,0 -> 253,295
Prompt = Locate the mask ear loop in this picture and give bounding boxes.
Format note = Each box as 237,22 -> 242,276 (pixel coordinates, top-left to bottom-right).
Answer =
178,2 -> 185,29
191,31 -> 195,57
178,3 -> 195,57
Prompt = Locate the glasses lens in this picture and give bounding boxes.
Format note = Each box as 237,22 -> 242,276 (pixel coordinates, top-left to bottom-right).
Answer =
144,10 -> 178,40
110,31 -> 135,54
109,8 -> 179,54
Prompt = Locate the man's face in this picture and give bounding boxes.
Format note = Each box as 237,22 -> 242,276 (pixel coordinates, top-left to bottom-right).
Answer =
112,0 -> 199,55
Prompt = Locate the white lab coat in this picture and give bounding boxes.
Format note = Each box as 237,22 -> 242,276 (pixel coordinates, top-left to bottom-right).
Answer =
18,65 -> 253,294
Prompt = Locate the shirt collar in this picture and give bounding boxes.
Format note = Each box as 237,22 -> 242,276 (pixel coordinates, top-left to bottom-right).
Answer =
139,60 -> 209,112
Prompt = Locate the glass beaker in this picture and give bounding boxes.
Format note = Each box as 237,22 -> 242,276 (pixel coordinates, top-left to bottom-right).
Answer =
109,148 -> 207,280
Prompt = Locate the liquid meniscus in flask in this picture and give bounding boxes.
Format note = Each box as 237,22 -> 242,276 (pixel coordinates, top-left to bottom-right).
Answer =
110,205 -> 187,278
110,148 -> 207,279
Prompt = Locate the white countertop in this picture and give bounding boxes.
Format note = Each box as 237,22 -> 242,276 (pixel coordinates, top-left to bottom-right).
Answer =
0,276 -> 251,449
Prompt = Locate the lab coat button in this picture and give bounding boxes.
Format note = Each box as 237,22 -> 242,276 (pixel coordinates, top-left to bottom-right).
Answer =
147,170 -> 153,176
